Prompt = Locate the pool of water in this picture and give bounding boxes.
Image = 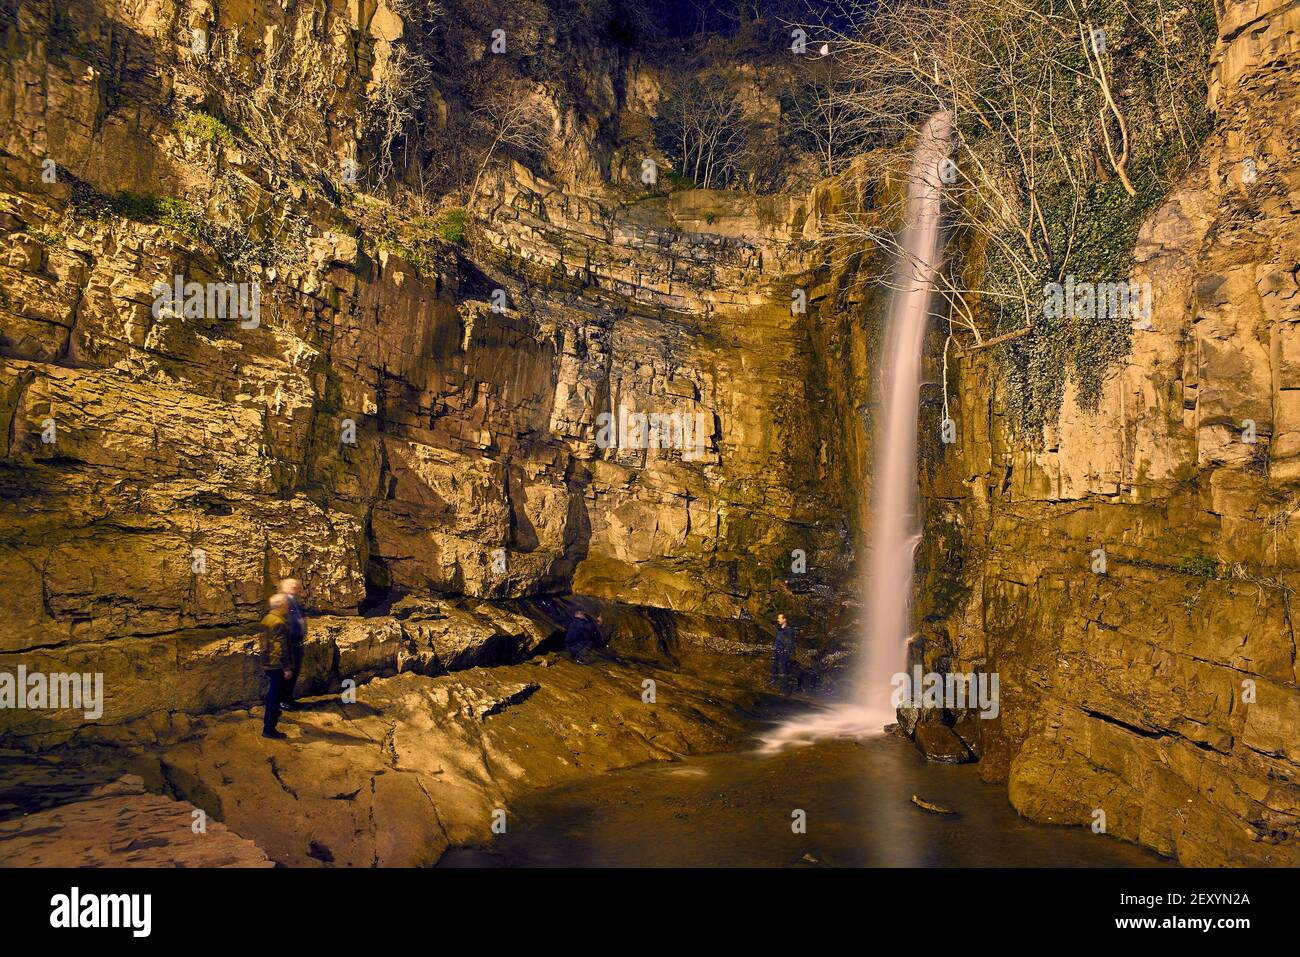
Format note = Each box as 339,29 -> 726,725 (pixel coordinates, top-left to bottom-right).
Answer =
440,728 -> 1172,868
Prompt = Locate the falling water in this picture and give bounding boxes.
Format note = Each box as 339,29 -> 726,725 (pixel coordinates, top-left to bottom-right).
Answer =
760,111 -> 952,751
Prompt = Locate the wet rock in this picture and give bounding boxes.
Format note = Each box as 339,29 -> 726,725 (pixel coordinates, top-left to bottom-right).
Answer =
914,723 -> 975,764
144,657 -> 759,866
911,795 -> 957,815
951,714 -> 984,759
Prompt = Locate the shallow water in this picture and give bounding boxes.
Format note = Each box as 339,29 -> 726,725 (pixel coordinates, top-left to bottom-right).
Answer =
439,728 -> 1173,868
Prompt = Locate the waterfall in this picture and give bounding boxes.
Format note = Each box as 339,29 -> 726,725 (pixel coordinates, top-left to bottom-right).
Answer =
760,111 -> 952,751
855,110 -> 952,720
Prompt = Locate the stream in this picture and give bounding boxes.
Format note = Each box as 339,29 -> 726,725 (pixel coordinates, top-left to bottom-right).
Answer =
439,720 -> 1172,868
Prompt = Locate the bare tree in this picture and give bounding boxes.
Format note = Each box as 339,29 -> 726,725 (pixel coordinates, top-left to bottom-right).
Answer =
815,0 -> 1209,336
367,41 -> 432,187
803,0 -> 1212,437
181,17 -> 432,191
468,88 -> 552,205
782,60 -> 871,177
655,73 -> 754,189
186,26 -> 352,175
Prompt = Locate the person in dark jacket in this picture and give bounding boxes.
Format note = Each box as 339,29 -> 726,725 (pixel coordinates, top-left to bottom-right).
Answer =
277,578 -> 306,710
259,594 -> 295,739
771,613 -> 795,693
564,610 -> 600,664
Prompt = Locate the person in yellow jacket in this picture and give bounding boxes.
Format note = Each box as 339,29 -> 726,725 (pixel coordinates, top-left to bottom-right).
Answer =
258,593 -> 295,740
276,578 -> 307,711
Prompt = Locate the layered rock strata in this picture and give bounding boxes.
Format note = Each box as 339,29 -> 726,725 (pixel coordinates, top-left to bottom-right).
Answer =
910,0 -> 1300,865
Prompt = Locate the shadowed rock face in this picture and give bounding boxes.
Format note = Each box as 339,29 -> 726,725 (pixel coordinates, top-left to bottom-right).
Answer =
911,0 -> 1300,866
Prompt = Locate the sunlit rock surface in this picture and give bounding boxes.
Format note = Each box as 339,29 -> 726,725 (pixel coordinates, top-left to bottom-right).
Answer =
0,0 -> 850,865
0,0 -> 855,665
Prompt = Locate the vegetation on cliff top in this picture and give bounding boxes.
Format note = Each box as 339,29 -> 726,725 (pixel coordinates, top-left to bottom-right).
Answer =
825,0 -> 1217,441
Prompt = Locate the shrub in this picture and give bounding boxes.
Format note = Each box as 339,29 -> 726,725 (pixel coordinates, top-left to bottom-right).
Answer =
174,111 -> 237,149
30,227 -> 66,249
70,183 -> 200,237
1178,554 -> 1219,579
434,208 -> 467,244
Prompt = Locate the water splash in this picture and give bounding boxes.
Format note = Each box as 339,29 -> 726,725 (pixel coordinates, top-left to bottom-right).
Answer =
760,111 -> 952,752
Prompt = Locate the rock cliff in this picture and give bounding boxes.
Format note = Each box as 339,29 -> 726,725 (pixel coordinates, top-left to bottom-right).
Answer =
0,0 -> 1296,869
0,0 -> 856,749
912,0 -> 1300,865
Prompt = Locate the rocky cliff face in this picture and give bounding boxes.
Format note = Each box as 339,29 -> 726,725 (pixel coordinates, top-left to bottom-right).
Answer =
2,0 -> 1295,870
0,0 -> 857,748
0,0 -> 863,865
912,0 -> 1300,865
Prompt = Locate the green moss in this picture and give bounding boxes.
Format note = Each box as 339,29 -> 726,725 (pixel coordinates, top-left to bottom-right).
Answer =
1177,554 -> 1219,579
29,227 -> 66,249
371,211 -> 454,276
377,236 -> 436,276
122,195 -> 202,237
69,182 -> 202,239
924,518 -> 973,620
433,208 -> 467,245
174,111 -> 237,149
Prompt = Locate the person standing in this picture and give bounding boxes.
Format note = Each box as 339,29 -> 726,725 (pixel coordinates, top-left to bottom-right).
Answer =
565,610 -> 598,664
772,613 -> 795,693
277,578 -> 306,710
259,594 -> 294,740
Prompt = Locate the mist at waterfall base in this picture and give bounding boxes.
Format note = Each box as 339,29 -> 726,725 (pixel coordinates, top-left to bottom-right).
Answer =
759,111 -> 952,753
